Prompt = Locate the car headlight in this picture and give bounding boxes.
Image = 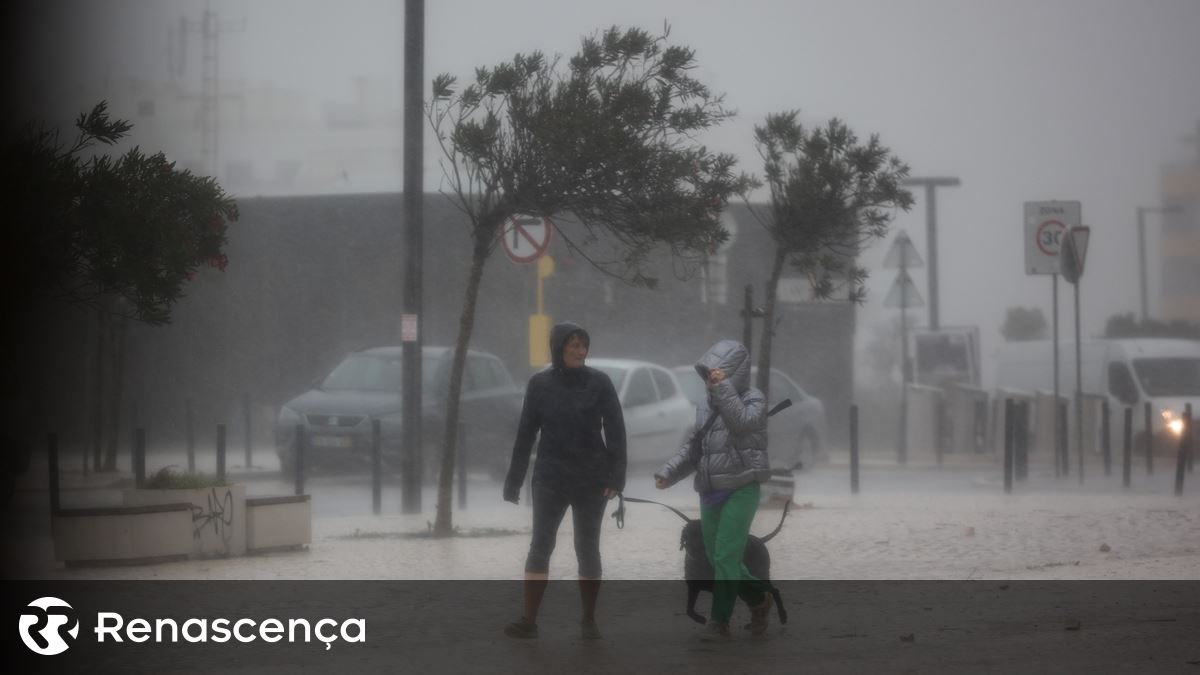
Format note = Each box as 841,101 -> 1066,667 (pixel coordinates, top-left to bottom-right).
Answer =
1160,409 -> 1185,436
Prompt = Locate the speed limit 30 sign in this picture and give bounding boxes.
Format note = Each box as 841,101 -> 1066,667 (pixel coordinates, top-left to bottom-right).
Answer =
1024,200 -> 1081,275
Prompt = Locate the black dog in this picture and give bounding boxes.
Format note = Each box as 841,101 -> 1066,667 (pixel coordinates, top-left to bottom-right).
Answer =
680,500 -> 790,626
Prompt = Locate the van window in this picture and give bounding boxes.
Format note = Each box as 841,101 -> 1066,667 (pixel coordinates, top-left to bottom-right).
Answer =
1108,362 -> 1139,405
1133,358 -> 1200,397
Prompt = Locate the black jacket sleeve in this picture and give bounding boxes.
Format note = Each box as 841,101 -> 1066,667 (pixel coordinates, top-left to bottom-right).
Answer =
503,379 -> 541,502
600,374 -> 627,492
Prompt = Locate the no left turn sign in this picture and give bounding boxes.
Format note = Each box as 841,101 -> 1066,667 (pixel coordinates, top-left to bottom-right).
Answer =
501,215 -> 553,264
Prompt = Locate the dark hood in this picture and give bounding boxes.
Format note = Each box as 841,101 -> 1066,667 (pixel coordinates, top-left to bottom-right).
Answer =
550,322 -> 590,369
694,340 -> 752,393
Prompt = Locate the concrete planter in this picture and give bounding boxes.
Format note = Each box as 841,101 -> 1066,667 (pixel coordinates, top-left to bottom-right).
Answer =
53,504 -> 194,567
123,485 -> 247,558
246,495 -> 312,553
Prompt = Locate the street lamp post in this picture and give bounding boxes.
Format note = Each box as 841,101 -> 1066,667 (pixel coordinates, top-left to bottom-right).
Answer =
1136,205 -> 1184,322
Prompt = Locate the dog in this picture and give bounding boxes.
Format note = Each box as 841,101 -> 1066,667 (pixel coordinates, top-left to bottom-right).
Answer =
680,500 -> 790,626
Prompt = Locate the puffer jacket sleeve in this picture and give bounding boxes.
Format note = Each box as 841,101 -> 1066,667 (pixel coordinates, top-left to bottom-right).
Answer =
503,377 -> 542,501
599,373 -> 627,492
655,408 -> 704,486
709,380 -> 766,434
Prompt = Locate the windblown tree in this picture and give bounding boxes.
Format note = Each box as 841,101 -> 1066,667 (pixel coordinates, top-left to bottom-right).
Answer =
1001,306 -> 1048,341
741,112 -> 913,397
427,26 -> 740,535
2,102 -> 237,471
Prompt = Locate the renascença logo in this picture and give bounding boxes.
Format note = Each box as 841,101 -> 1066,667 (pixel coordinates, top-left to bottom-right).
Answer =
19,597 -> 80,656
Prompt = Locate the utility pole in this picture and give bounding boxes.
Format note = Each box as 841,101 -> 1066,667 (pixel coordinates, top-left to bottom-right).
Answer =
400,0 -> 425,514
901,177 -> 960,330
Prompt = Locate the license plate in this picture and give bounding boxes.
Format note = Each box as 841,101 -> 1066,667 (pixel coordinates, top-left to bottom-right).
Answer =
311,435 -> 352,449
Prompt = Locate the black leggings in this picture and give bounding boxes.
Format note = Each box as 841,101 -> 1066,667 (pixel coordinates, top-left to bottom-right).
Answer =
525,484 -> 608,578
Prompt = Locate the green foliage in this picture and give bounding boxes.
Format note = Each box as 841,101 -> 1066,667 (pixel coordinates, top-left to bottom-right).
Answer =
427,25 -> 740,286
1104,313 -> 1200,340
743,111 -> 914,302
1001,306 -> 1049,341
143,466 -> 229,489
2,101 -> 238,325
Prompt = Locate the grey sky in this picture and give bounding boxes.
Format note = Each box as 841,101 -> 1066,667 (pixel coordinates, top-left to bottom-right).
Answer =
15,0 -> 1200,377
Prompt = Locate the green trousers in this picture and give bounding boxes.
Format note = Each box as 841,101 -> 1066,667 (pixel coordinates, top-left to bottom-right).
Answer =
700,482 -> 771,625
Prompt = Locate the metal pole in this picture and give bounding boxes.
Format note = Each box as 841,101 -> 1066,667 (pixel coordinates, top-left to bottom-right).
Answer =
850,404 -> 860,494
1144,401 -> 1154,475
295,423 -> 305,497
1137,207 -> 1148,322
1123,407 -> 1132,489
1074,281 -> 1083,485
372,419 -> 382,515
186,397 -> 195,473
1174,404 -> 1190,496
901,177 -> 960,331
400,0 -> 425,514
1052,274 -> 1061,477
135,428 -> 146,489
243,391 -> 252,469
1003,398 -> 1014,494
1101,400 -> 1111,476
1015,400 -> 1029,481
216,423 -> 226,482
899,247 -> 909,465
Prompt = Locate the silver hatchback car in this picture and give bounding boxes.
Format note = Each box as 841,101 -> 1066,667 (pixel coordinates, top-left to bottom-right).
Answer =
672,365 -> 827,471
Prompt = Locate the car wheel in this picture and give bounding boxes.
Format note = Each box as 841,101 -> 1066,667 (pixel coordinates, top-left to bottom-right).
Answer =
797,429 -> 819,471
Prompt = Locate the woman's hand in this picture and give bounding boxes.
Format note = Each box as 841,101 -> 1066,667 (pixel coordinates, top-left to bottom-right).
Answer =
654,477 -> 668,490
706,367 -> 725,389
602,487 -> 617,499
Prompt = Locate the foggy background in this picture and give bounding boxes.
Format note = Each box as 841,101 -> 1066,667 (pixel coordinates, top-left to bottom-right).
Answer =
6,0 -> 1200,449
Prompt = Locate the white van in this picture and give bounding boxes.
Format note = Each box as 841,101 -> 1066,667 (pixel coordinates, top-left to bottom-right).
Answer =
993,338 -> 1200,451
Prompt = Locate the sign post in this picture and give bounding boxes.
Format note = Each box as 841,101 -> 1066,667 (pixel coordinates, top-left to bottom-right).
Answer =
1061,226 -> 1091,484
883,230 -> 924,464
1025,201 -> 1082,477
501,215 -> 556,367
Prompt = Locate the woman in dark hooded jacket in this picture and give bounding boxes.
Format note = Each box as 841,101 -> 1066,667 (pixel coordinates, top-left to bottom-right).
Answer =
502,322 -> 626,640
655,339 -> 774,641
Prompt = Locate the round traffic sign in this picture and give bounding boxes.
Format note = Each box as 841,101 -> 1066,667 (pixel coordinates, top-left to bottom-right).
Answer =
1035,220 -> 1065,256
501,215 -> 553,264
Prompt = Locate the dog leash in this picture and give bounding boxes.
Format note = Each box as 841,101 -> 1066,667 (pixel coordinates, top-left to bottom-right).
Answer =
611,493 -> 692,529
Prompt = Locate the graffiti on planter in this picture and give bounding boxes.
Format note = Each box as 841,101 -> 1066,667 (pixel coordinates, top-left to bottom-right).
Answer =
191,488 -> 235,551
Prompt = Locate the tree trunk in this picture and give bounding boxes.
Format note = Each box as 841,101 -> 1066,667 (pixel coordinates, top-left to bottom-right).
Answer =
433,247 -> 489,536
756,247 -> 787,400
92,307 -> 107,472
103,311 -> 127,472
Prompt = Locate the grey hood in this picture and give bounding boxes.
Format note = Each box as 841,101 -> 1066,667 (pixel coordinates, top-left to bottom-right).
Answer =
694,340 -> 752,393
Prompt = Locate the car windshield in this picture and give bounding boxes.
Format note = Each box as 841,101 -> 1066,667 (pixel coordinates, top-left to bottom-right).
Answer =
592,365 -> 628,392
322,354 -> 439,392
1132,357 -> 1200,397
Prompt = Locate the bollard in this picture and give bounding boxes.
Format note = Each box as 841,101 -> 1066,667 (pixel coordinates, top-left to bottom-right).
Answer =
216,424 -> 226,482
186,397 -> 196,473
850,404 -> 860,494
1058,399 -> 1070,477
1003,398 -> 1014,494
1123,407 -> 1132,489
457,421 -> 467,510
1176,404 -> 1191,496
134,428 -> 146,489
372,419 -> 382,515
294,424 -> 306,497
1101,400 -> 1111,477
243,392 -> 253,469
1015,400 -> 1029,481
48,433 -> 60,516
1144,401 -> 1153,475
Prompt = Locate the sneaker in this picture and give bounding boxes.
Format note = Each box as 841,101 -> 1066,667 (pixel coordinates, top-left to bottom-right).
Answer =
580,619 -> 602,640
748,594 -> 773,636
699,621 -> 732,642
504,617 -> 538,639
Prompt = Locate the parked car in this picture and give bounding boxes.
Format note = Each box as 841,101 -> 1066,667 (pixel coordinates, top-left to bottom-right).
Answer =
672,365 -> 827,471
275,346 -> 523,479
583,358 -> 695,466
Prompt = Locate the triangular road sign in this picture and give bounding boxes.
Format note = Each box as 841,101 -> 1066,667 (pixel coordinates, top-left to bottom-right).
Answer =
882,230 -> 924,269
1060,226 -> 1090,285
884,270 -> 925,308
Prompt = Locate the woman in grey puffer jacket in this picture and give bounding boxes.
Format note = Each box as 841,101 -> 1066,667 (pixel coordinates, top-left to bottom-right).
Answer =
655,340 -> 774,640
